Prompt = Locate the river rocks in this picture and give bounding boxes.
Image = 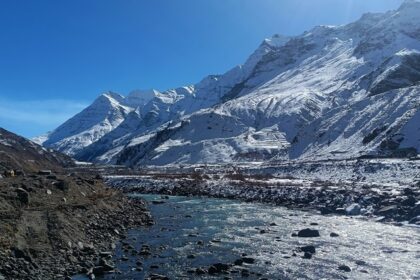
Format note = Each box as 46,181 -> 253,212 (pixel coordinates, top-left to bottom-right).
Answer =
150,265 -> 159,269
92,260 -> 114,275
401,196 -> 416,207
346,203 -> 361,215
146,273 -> 169,280
152,200 -> 165,205
241,257 -> 255,264
211,239 -> 222,243
334,208 -> 347,215
208,263 -> 231,274
355,260 -> 367,265
303,252 -> 313,259
297,228 -> 320,237
408,216 -> 420,225
338,265 -> 352,272
98,259 -> 114,271
320,207 -> 334,215
412,203 -> 420,216
241,269 -> 251,277
107,171 -> 420,225
300,245 -> 316,254
234,256 -> 255,265
195,268 -> 207,275
300,245 -> 316,259
139,245 -> 152,256
376,205 -> 398,217
99,251 -> 112,258
234,259 -> 244,266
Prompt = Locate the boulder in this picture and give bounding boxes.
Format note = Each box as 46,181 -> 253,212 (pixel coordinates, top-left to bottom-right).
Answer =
208,263 -> 230,274
300,245 -> 316,254
376,205 -> 398,217
401,196 -> 416,207
195,268 -> 207,275
15,188 -> 29,205
147,274 -> 169,280
338,265 -> 352,272
55,180 -> 69,191
152,200 -> 165,205
346,203 -> 361,216
412,203 -> 420,216
241,257 -> 255,264
38,170 -> 52,176
297,228 -> 320,238
408,216 -> 420,225
303,252 -> 312,259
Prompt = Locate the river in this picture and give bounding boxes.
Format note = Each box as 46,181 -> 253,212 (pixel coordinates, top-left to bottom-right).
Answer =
81,194 -> 420,279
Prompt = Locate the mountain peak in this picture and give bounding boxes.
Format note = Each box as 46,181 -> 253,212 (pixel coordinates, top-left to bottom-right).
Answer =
128,89 -> 159,98
125,89 -> 159,107
399,0 -> 420,9
96,91 -> 125,104
262,34 -> 290,48
397,0 -> 420,17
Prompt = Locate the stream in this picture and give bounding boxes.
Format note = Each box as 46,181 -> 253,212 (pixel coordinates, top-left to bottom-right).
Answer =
83,194 -> 420,279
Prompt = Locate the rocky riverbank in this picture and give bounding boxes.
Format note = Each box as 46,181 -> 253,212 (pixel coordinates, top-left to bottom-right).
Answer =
106,173 -> 420,226
0,172 -> 152,280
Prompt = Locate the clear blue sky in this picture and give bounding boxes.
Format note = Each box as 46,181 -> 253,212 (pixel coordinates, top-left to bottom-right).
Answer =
0,0 -> 403,138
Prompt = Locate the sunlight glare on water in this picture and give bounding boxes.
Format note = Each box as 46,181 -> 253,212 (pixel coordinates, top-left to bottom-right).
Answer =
89,194 -> 420,279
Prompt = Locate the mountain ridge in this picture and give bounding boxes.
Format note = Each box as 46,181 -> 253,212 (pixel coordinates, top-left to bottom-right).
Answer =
37,1 -> 420,166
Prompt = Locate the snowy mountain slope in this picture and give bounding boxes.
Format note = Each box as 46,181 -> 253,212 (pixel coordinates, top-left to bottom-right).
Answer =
290,85 -> 420,159
38,33 -> 292,158
68,36 -> 293,162
39,1 -> 420,166
40,92 -> 134,155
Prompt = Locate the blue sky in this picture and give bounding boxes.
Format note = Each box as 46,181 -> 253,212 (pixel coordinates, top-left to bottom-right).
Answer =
0,0 -> 403,138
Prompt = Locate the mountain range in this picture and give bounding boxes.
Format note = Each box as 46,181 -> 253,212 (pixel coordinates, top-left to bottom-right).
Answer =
35,1 -> 420,166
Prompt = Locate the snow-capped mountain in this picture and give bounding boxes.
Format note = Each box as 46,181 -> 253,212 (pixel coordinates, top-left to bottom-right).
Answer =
38,1 -> 420,166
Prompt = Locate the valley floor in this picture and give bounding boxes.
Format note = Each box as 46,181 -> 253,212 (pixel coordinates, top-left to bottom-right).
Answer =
2,158 -> 418,279
104,158 -> 420,226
